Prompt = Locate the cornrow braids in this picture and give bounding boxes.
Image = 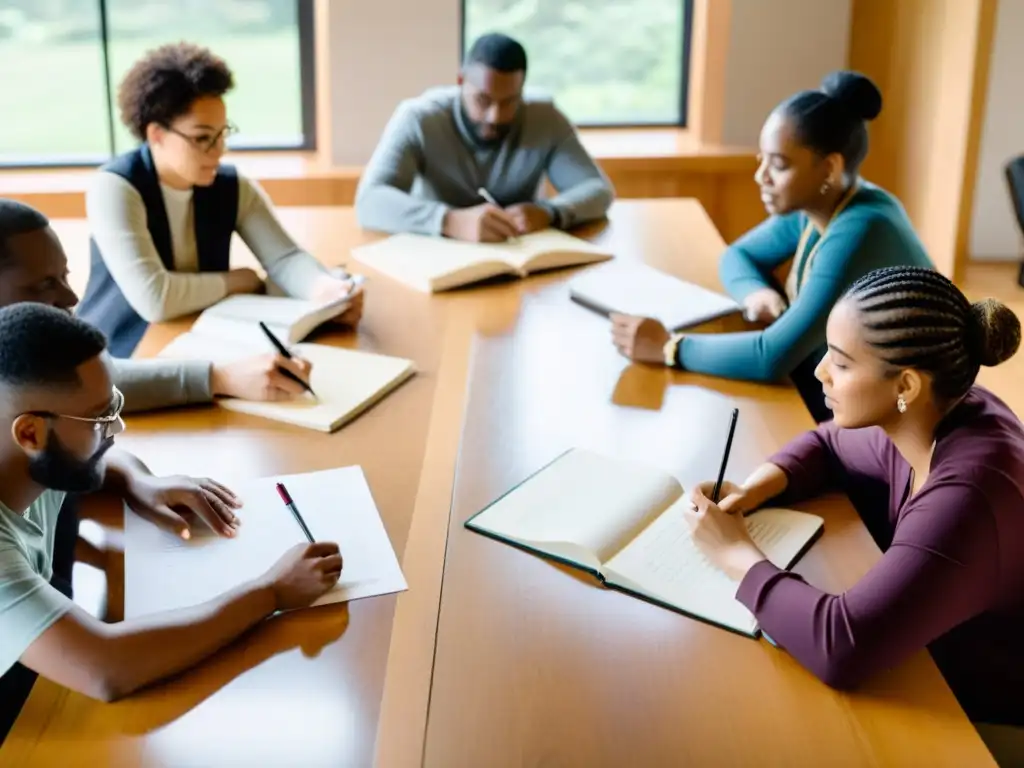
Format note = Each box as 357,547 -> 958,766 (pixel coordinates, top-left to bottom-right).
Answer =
844,266 -> 1021,402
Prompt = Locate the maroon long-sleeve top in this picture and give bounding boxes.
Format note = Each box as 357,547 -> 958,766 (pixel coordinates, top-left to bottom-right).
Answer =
737,386 -> 1024,725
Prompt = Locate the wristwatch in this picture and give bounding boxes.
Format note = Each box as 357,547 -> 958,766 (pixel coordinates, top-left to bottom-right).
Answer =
663,332 -> 685,368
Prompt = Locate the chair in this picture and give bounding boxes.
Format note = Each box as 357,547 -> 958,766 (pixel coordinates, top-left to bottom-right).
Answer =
1002,155 -> 1024,287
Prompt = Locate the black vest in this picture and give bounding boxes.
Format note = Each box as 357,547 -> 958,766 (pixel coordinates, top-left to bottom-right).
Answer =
77,145 -> 239,358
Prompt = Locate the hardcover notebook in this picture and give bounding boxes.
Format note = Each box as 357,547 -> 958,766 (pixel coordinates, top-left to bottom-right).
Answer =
159,336 -> 416,433
465,448 -> 824,636
352,229 -> 613,293
569,262 -> 741,331
181,287 -> 362,347
124,466 -> 408,618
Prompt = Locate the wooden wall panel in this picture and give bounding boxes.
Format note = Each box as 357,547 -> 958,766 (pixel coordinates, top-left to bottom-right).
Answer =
849,0 -> 997,281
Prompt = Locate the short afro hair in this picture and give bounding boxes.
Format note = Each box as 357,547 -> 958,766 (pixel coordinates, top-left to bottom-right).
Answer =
0,199 -> 49,268
464,33 -> 527,73
0,303 -> 107,389
117,42 -> 234,141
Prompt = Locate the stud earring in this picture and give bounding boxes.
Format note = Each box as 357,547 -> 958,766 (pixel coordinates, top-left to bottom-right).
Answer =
820,181 -> 831,196
897,395 -> 907,414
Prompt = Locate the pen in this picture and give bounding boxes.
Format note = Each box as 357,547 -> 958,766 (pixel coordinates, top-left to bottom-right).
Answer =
477,187 -> 518,242
477,187 -> 500,207
258,321 -> 317,398
276,482 -> 315,543
711,407 -> 740,503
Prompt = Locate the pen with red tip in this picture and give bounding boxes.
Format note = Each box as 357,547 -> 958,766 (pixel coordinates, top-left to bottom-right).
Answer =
276,482 -> 315,543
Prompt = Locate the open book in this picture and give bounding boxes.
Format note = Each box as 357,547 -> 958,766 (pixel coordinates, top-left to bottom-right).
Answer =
159,335 -> 415,433
569,262 -> 741,331
124,466 -> 408,618
465,448 -> 823,636
352,229 -> 613,293
183,285 -> 362,347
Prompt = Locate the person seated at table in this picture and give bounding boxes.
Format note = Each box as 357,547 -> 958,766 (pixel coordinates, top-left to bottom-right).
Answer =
684,266 -> 1024,741
610,71 -> 932,424
0,198 -> 319,630
355,32 -> 614,242
77,42 -> 363,359
0,303 -> 343,741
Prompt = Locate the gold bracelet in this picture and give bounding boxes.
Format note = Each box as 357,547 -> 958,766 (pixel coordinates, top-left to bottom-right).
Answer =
663,333 -> 685,368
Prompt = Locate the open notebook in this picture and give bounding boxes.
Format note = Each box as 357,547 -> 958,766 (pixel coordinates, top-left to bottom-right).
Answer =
185,286 -> 361,346
352,229 -> 613,293
124,466 -> 408,618
569,262 -> 741,331
465,448 -> 823,636
159,335 -> 415,433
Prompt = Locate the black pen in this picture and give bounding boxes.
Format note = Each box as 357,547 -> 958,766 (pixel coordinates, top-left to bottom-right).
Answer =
711,408 -> 740,503
276,482 -> 315,543
258,321 -> 316,398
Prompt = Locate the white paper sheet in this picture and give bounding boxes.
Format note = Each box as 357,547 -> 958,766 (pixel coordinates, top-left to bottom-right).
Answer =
124,466 -> 407,618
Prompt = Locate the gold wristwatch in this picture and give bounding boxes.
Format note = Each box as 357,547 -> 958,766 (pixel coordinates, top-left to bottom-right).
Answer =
663,333 -> 685,368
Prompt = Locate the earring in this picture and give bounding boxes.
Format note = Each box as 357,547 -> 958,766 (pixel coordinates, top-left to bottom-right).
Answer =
897,395 -> 907,414
820,181 -> 831,196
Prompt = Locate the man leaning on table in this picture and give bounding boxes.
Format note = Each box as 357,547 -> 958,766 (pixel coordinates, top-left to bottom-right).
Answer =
0,198 -> 320,646
355,32 -> 614,243
0,303 -> 342,740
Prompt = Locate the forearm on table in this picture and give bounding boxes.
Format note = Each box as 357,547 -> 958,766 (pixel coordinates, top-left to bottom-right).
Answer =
101,448 -> 151,494
112,357 -> 213,413
739,463 -> 790,508
356,184 -> 449,235
100,580 -> 274,698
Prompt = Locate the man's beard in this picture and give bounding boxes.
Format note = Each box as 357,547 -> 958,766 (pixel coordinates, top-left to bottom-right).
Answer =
28,433 -> 115,493
461,103 -> 513,149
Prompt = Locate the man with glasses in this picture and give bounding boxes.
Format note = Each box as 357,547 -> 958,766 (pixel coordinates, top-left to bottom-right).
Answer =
78,41 -> 363,358
0,303 -> 342,739
356,33 -> 614,242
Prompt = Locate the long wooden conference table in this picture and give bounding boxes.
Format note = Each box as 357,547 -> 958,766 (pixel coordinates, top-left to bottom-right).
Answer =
1,200 -> 994,767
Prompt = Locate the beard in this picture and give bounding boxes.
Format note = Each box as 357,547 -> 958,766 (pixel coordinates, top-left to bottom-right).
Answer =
460,103 -> 513,149
28,433 -> 115,493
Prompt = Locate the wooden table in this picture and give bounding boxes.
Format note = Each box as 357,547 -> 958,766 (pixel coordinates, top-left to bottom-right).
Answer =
2,201 -> 994,767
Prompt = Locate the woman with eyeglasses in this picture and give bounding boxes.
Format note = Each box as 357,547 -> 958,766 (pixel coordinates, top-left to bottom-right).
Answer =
78,42 -> 363,360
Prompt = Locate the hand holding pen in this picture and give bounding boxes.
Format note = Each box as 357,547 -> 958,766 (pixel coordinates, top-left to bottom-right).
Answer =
258,322 -> 317,399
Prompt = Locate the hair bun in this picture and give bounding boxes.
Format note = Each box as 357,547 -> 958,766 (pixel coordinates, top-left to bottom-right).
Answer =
968,298 -> 1022,367
821,70 -> 883,121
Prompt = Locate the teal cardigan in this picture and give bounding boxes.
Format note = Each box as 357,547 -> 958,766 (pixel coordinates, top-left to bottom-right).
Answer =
677,181 -> 933,381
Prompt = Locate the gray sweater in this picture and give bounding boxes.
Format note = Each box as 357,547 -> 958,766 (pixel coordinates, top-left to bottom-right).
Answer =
112,357 -> 212,414
355,87 -> 614,235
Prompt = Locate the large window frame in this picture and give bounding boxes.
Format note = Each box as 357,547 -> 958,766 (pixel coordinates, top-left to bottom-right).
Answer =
1,0 -> 316,170
459,0 -> 695,128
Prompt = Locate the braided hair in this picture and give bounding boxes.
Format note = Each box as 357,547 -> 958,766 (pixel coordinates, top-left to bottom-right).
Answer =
843,266 -> 1021,402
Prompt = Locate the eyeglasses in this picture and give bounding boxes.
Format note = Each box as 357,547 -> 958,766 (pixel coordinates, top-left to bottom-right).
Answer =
165,122 -> 239,154
26,387 -> 126,439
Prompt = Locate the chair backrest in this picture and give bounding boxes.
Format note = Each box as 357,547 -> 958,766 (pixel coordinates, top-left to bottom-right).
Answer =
1003,155 -> 1024,235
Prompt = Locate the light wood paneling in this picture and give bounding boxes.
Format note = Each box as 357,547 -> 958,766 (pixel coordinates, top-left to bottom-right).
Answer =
849,0 -> 998,281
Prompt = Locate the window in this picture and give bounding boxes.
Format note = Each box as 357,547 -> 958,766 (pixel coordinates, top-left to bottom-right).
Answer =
0,0 -> 313,167
461,0 -> 692,126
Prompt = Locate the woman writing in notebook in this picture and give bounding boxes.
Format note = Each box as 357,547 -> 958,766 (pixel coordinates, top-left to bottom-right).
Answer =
686,266 -> 1024,744
611,71 -> 931,423
78,42 -> 363,363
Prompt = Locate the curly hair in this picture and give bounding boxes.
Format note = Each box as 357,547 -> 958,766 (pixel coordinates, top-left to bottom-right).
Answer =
117,42 -> 234,140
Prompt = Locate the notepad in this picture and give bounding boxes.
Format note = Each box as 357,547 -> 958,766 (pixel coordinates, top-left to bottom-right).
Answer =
159,336 -> 416,433
180,284 -> 362,348
465,448 -> 823,636
124,466 -> 408,618
352,229 -> 613,293
568,262 -> 741,331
